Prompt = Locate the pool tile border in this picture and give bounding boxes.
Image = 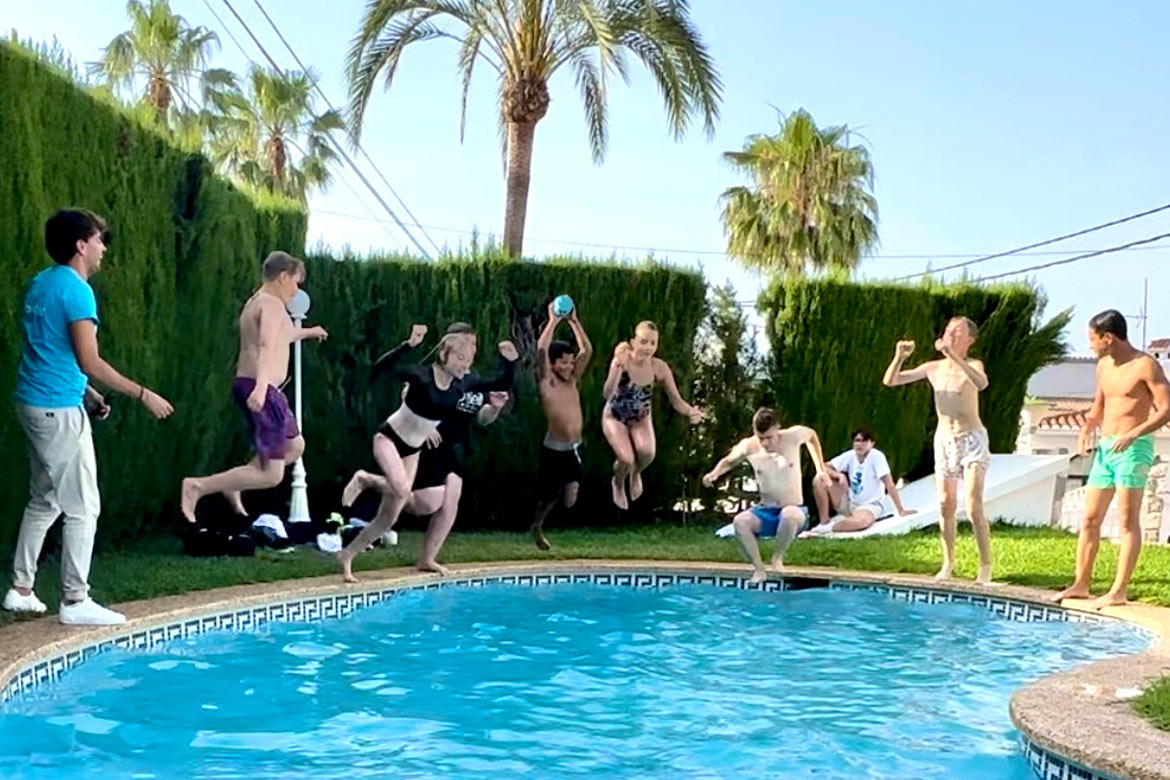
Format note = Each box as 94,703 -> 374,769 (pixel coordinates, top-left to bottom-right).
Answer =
0,569 -> 1149,707
1023,739 -> 1124,780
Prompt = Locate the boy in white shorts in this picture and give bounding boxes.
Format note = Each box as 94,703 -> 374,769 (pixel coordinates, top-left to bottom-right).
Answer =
882,316 -> 993,584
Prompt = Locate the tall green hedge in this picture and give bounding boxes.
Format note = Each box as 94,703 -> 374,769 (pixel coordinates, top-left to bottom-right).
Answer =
297,251 -> 707,528
758,276 -> 1070,481
0,41 -> 706,543
0,42 -> 306,545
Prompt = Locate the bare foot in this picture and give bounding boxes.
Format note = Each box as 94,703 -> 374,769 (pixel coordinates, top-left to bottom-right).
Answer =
771,560 -> 785,575
629,470 -> 644,501
180,478 -> 202,523
417,560 -> 450,576
934,563 -> 955,581
336,552 -> 358,584
611,476 -> 629,510
975,565 -> 993,586
342,471 -> 371,507
225,490 -> 246,516
1092,592 -> 1128,610
749,569 -> 767,584
531,525 -> 551,551
1050,586 -> 1092,604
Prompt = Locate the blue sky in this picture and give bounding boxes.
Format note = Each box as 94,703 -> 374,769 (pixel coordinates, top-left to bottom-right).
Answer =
9,0 -> 1170,356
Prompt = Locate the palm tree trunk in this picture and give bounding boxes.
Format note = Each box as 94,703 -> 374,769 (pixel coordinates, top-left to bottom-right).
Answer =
503,119 -> 538,258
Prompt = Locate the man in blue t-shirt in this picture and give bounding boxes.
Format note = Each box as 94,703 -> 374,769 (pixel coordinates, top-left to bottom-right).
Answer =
4,209 -> 174,626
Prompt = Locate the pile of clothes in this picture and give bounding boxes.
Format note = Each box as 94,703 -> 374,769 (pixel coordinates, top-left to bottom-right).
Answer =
181,511 -> 397,558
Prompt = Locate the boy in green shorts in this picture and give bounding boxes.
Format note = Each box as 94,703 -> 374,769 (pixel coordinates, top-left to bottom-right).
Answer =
1053,310 -> 1170,608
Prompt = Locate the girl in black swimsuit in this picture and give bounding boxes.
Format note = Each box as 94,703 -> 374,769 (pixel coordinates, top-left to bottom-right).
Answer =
336,324 -> 517,582
601,321 -> 704,510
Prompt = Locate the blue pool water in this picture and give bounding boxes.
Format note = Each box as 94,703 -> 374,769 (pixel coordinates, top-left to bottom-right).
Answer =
0,584 -> 1149,779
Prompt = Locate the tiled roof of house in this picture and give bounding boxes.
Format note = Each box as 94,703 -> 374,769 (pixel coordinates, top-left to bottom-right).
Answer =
1036,399 -> 1170,431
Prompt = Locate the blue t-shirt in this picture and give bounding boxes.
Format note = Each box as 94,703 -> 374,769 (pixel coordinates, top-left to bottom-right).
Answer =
14,265 -> 99,408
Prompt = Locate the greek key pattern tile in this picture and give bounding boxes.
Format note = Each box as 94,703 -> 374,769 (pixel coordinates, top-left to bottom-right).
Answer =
0,571 -> 1146,708
1022,736 -> 1123,780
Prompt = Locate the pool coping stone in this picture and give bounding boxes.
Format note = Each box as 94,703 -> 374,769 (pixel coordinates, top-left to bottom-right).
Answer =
1,560 -> 1167,780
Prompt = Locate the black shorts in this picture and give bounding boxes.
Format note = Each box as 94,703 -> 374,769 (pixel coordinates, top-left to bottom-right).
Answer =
539,442 -> 584,499
377,421 -> 421,456
413,444 -> 463,491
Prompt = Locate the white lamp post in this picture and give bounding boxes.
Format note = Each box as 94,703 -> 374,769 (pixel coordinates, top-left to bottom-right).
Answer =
286,289 -> 311,524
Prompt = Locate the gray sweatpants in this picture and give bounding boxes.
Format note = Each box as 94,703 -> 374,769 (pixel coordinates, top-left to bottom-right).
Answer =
11,404 -> 101,603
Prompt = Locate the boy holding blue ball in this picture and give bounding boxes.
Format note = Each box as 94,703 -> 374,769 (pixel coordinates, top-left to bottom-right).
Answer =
532,296 -> 593,549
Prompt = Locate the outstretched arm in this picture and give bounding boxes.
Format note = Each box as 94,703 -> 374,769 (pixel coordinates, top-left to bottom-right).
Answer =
882,475 -> 914,516
372,341 -> 415,379
294,324 -> 329,343
536,304 -> 561,380
477,392 -> 508,426
656,359 -> 702,422
602,343 -> 629,400
702,440 -> 750,486
567,310 -> 593,380
372,324 -> 428,379
883,340 -> 931,387
467,341 -> 520,392
801,427 -> 828,477
938,347 -> 989,390
70,321 -> 173,419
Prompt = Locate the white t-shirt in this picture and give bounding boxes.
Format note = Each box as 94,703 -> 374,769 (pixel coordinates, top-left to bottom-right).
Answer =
829,448 -> 891,507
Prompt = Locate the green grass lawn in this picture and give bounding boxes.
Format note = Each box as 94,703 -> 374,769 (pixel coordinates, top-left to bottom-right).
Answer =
1134,676 -> 1170,731
4,522 -> 1169,622
3,522 -> 1169,730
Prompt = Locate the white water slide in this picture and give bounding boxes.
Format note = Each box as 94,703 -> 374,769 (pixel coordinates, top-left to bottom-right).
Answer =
716,453 -> 1071,539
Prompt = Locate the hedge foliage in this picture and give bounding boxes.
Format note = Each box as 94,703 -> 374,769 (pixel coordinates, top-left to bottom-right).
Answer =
297,251 -> 707,529
2,40 -> 1069,548
758,276 -> 1070,481
0,42 -> 305,545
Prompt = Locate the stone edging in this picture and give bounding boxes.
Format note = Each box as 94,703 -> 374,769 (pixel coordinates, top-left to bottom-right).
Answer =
1,561 -> 1167,780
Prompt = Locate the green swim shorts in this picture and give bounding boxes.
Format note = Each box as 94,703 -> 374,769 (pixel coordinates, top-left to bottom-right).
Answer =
1086,434 -> 1155,490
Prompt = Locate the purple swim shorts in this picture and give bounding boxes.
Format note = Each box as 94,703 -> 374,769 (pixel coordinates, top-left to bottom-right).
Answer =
231,377 -> 300,462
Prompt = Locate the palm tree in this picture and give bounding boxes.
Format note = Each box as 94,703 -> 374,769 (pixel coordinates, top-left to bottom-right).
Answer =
89,0 -> 233,128
208,65 -> 344,201
347,0 -> 722,257
721,108 -> 878,275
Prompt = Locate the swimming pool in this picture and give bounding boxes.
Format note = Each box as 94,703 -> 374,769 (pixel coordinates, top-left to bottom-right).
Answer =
0,580 -> 1149,779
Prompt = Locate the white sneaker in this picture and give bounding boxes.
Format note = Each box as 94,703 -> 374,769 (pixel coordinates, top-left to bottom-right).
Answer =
2,588 -> 47,613
59,598 -> 126,626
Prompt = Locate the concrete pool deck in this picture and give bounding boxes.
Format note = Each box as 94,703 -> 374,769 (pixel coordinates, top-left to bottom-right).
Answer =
1,561 -> 1168,780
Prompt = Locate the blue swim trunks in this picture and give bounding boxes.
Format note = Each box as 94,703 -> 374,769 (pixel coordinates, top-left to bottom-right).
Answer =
749,505 -> 811,538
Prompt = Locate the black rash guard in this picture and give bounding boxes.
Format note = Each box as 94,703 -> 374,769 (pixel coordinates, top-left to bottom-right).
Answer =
372,341 -> 516,422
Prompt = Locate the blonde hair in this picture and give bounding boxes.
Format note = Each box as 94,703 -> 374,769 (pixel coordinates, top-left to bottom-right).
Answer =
262,251 -> 304,281
634,320 -> 658,335
949,316 -> 978,340
436,332 -> 474,366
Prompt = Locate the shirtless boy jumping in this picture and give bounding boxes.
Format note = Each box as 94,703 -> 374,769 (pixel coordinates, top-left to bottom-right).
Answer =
1053,309 -> 1170,608
703,408 -> 827,583
180,252 -> 328,521
532,300 -> 593,550
883,316 -> 993,584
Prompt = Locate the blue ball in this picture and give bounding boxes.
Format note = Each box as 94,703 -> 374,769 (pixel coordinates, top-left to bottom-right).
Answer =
552,294 -> 574,317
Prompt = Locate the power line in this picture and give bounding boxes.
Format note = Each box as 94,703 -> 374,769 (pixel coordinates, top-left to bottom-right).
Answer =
308,204 -> 1170,259
893,202 -> 1170,281
248,0 -> 442,256
199,0 -> 403,249
211,0 -> 435,259
973,232 -> 1170,282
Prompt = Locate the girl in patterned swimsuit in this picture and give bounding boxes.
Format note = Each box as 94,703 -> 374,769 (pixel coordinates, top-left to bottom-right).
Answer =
601,321 -> 704,509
